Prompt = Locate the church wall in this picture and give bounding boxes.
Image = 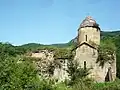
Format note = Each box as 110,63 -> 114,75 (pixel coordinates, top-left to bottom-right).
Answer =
78,27 -> 100,45
74,43 -> 116,82
74,44 -> 105,82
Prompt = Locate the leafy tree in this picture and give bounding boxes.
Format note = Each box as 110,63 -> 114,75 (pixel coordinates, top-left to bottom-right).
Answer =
114,35 -> 120,78
0,55 -> 40,90
67,59 -> 90,86
97,37 -> 116,68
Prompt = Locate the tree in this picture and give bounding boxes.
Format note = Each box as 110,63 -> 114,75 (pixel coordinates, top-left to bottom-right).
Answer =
0,55 -> 40,90
67,60 -> 90,86
114,35 -> 120,78
97,37 -> 116,68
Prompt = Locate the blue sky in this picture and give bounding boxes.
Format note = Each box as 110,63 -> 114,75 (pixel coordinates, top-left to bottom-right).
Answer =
0,0 -> 120,45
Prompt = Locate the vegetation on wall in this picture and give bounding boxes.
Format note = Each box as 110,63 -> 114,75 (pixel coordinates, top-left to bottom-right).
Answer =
100,32 -> 120,78
97,37 -> 116,68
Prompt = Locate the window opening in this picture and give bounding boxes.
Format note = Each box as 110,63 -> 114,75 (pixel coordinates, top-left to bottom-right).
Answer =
85,35 -> 87,41
84,61 -> 86,70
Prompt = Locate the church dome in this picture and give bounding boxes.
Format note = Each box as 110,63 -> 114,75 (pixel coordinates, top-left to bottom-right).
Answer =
80,16 -> 100,29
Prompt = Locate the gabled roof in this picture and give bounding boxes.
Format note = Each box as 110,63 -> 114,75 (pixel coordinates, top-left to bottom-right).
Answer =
72,42 -> 98,51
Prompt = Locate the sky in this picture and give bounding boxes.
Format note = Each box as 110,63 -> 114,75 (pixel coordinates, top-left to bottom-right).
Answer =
0,0 -> 120,45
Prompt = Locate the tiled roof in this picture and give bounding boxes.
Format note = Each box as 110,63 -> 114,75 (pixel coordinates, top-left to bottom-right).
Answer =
80,16 -> 100,29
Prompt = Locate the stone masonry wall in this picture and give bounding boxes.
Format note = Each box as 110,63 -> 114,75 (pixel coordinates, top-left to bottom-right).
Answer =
78,27 -> 100,45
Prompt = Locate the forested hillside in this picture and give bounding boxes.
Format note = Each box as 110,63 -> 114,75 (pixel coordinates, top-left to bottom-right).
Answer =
0,31 -> 120,90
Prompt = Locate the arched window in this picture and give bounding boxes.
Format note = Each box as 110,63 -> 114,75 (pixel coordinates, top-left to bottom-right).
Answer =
85,35 -> 87,41
84,61 -> 86,70
105,67 -> 113,82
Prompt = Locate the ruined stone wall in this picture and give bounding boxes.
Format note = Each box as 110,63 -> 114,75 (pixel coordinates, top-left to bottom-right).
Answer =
53,59 -> 69,82
31,50 -> 54,78
31,50 -> 69,81
102,53 -> 116,82
30,47 -> 116,82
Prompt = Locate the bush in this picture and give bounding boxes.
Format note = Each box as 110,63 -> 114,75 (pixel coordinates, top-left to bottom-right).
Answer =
67,60 -> 90,86
0,55 -> 40,90
93,79 -> 120,90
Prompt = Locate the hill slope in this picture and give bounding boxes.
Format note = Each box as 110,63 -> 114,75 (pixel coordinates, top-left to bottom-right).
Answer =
0,30 -> 120,78
16,31 -> 120,50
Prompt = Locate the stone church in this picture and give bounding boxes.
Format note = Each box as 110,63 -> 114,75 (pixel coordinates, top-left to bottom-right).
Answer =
30,16 -> 116,83
74,16 -> 116,82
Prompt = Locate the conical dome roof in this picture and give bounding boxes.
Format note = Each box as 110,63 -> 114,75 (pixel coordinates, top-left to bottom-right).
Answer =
80,16 -> 100,29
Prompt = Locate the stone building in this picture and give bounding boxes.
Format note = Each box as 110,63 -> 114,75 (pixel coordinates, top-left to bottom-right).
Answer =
30,50 -> 54,78
30,50 -> 69,82
53,58 -> 69,82
74,16 -> 116,82
30,16 -> 116,83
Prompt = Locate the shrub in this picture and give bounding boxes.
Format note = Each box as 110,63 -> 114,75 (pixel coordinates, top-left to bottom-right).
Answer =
0,55 -> 40,90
